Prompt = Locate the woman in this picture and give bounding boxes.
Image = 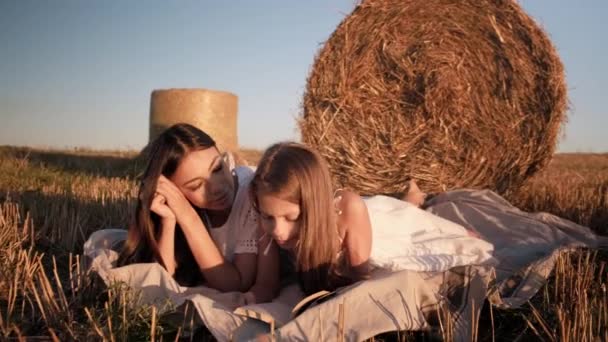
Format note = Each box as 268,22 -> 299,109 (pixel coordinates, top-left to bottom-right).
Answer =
118,123 -> 279,304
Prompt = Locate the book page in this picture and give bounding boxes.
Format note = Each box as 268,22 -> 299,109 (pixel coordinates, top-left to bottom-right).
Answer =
291,290 -> 333,317
233,284 -> 304,327
234,301 -> 292,327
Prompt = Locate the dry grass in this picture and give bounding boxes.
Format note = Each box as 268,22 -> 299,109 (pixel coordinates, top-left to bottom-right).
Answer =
301,0 -> 567,197
0,145 -> 606,341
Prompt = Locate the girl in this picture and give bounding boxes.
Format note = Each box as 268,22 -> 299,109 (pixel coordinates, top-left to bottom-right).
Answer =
118,123 -> 279,304
250,142 -> 495,295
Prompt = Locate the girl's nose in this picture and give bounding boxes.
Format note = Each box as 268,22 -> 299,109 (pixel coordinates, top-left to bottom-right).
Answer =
269,219 -> 289,238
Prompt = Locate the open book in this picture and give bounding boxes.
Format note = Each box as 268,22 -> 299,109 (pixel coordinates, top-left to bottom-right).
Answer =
233,286 -> 338,328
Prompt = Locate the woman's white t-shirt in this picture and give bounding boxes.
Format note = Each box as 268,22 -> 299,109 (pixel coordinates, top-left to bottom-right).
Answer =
207,166 -> 259,261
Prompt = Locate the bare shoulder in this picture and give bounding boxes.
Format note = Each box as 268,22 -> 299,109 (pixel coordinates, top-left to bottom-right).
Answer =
336,190 -> 368,225
336,190 -> 372,258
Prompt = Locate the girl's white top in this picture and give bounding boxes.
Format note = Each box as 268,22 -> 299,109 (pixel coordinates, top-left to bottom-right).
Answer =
364,195 -> 495,272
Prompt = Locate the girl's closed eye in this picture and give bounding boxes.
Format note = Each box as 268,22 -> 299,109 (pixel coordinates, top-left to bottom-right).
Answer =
286,215 -> 300,222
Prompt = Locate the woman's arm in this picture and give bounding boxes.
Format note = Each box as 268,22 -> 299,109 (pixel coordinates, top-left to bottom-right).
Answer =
150,193 -> 178,275
180,213 -> 255,291
157,218 -> 177,275
156,175 -> 255,292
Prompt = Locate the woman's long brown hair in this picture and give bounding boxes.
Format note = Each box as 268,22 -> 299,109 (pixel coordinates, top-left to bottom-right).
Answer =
117,123 -> 216,286
250,142 -> 363,295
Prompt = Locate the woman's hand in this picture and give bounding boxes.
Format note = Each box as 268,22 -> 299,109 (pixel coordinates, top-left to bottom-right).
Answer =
150,193 -> 176,223
155,175 -> 199,226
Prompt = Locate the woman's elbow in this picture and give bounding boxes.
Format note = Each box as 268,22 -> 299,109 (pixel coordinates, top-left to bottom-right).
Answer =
238,281 -> 252,293
259,283 -> 280,303
157,258 -> 176,276
237,268 -> 257,292
205,268 -> 246,292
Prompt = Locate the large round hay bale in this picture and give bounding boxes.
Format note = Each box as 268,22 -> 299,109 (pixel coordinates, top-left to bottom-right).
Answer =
150,88 -> 238,152
300,0 -> 567,196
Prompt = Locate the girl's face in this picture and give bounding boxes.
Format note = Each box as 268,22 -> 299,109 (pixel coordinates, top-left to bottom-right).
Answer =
257,192 -> 301,249
170,148 -> 235,210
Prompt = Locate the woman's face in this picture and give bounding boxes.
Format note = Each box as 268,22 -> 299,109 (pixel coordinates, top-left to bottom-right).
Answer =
256,192 -> 301,250
170,148 -> 235,210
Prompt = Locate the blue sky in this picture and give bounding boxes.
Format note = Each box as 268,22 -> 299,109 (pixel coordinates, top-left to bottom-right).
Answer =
0,0 -> 606,152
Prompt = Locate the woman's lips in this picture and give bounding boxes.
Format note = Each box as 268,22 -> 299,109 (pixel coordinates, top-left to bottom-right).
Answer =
210,192 -> 229,207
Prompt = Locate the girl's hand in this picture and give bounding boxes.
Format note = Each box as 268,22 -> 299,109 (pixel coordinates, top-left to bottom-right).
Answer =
150,193 -> 176,223
243,291 -> 257,305
155,175 -> 198,225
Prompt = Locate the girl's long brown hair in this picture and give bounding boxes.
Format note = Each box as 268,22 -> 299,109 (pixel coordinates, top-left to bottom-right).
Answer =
117,123 -> 216,286
250,142 -> 362,294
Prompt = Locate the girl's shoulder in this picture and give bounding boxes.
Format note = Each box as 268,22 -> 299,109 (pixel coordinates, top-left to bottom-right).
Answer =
335,189 -> 365,211
335,189 -> 368,226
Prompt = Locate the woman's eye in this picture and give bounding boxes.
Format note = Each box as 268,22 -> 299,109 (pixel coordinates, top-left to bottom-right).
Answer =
261,213 -> 272,220
287,216 -> 299,222
189,182 -> 203,191
212,164 -> 223,173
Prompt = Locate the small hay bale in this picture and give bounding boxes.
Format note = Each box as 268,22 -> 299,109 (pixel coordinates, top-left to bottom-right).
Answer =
300,0 -> 567,195
149,88 -> 238,152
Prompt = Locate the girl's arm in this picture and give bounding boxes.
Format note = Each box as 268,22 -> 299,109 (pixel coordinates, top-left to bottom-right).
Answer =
156,175 -> 256,292
337,191 -> 373,272
243,229 -> 280,304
